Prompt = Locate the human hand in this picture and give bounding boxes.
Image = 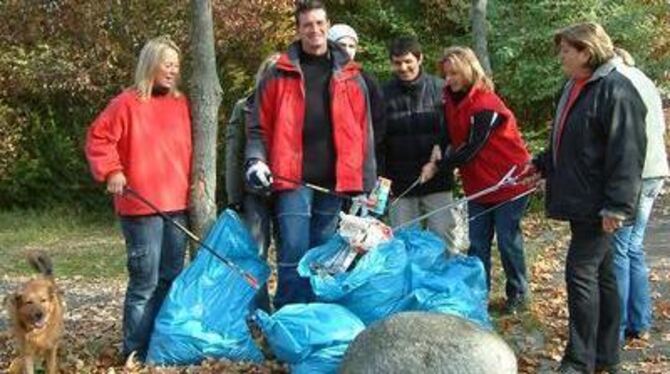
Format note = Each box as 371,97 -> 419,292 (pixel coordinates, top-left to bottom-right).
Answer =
245,160 -> 273,189
602,216 -> 623,233
419,162 -> 438,184
430,145 -> 442,162
517,162 -> 542,187
106,171 -> 127,195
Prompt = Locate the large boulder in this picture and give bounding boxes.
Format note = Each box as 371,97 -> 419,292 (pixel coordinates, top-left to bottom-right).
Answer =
340,312 -> 516,374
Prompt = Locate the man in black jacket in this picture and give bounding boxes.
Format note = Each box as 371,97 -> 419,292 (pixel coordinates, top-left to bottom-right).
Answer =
382,36 -> 455,244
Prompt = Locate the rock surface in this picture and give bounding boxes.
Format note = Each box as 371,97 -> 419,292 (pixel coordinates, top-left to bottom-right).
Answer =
341,312 -> 517,374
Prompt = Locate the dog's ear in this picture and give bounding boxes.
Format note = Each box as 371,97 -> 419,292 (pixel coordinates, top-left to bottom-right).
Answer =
47,283 -> 56,299
6,292 -> 21,308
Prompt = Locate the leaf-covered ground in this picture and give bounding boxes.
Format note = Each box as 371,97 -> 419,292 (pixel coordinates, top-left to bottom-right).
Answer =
1,191 -> 669,373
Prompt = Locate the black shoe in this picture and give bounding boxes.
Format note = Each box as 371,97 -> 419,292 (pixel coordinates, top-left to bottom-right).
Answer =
557,363 -> 583,373
502,295 -> 528,315
595,364 -> 620,374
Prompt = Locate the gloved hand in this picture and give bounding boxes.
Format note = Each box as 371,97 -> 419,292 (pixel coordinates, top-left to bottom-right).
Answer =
245,160 -> 273,190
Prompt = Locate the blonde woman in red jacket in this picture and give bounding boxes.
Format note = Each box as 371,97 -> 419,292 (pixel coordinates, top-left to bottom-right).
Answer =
85,36 -> 191,361
438,46 -> 532,314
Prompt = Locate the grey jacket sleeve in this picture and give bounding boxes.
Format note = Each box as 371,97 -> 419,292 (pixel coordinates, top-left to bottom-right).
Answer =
224,98 -> 248,206
244,74 -> 271,165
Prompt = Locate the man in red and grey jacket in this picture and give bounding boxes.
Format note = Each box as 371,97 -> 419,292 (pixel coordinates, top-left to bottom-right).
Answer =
244,0 -> 376,309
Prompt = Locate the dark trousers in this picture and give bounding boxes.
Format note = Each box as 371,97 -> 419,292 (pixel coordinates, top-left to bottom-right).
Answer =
562,221 -> 620,372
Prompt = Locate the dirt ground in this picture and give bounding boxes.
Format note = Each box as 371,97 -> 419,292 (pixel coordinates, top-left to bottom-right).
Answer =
1,190 -> 669,373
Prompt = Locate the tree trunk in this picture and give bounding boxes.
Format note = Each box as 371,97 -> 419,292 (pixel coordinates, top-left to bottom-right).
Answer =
189,0 -> 222,255
471,0 -> 492,75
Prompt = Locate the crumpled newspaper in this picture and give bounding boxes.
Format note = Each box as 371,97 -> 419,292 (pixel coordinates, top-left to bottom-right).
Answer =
338,212 -> 393,253
318,213 -> 393,275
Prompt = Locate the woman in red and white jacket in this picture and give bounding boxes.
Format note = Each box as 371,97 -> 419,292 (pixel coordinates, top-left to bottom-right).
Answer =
85,36 -> 191,361
438,46 -> 532,314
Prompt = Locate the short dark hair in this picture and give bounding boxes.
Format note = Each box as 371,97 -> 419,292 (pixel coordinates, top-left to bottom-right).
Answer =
389,36 -> 422,59
294,0 -> 327,26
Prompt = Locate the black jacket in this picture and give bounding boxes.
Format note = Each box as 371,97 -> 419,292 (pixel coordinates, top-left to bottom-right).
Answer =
534,60 -> 647,223
362,71 -> 387,176
382,72 -> 453,196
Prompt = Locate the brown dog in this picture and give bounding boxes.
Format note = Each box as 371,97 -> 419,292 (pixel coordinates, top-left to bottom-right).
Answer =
5,252 -> 64,374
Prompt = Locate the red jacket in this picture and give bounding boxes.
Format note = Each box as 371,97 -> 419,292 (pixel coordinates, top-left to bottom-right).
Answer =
444,85 -> 530,204
85,90 -> 192,215
246,42 -> 375,192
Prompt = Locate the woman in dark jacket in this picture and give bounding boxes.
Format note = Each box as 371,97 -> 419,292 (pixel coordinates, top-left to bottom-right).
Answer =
524,22 -> 647,373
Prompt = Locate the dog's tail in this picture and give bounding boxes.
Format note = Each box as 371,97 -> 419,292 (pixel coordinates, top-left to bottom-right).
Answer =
27,251 -> 54,277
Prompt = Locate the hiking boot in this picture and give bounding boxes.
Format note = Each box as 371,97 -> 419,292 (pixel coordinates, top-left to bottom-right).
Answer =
502,296 -> 528,315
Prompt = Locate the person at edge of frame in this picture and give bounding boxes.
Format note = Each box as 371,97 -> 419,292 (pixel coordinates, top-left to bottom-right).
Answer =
520,22 -> 647,374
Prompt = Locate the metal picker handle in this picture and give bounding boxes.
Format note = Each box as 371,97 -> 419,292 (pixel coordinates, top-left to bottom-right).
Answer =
123,187 -> 260,290
389,177 -> 422,207
273,175 -> 352,200
392,165 -> 520,230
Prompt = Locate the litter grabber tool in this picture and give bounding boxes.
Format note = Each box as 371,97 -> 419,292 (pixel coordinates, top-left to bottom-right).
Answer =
444,185 -> 537,254
389,176 -> 421,208
467,186 -> 538,223
123,187 -> 260,289
273,174 -> 352,200
393,165 -> 521,231
274,174 -> 392,218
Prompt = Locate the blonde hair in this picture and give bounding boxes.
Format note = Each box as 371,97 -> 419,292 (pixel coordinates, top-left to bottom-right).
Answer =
614,47 -> 635,67
440,46 -> 494,92
554,22 -> 615,70
134,36 -> 181,99
255,52 -> 281,85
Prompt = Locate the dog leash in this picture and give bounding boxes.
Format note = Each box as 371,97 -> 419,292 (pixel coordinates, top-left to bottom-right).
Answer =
123,187 -> 260,290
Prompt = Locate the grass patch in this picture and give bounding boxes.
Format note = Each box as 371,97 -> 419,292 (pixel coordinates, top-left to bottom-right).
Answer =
0,206 -> 126,278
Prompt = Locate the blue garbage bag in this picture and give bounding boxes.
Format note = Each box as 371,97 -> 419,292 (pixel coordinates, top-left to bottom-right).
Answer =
253,303 -> 365,374
146,210 -> 271,365
298,235 -> 408,325
395,228 -> 447,285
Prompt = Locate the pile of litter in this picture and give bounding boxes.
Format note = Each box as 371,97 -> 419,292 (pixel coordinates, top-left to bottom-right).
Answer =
146,210 -> 489,373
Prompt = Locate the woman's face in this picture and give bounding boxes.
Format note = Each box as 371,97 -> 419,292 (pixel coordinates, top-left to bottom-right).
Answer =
558,40 -> 591,78
154,48 -> 180,89
442,60 -> 469,93
337,36 -> 358,60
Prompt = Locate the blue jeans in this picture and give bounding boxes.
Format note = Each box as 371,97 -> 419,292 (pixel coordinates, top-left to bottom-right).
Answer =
120,212 -> 187,360
274,187 -> 342,309
468,195 -> 529,301
242,193 -> 273,312
612,178 -> 664,338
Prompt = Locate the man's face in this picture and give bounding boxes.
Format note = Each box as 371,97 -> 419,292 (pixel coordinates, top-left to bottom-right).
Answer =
297,9 -> 329,55
391,52 -> 422,82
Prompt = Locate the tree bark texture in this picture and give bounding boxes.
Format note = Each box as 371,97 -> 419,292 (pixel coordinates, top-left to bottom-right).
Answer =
471,0 -> 492,75
189,0 -> 222,251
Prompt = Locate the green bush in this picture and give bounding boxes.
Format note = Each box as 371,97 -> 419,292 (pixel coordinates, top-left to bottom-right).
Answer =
0,0 -> 667,209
